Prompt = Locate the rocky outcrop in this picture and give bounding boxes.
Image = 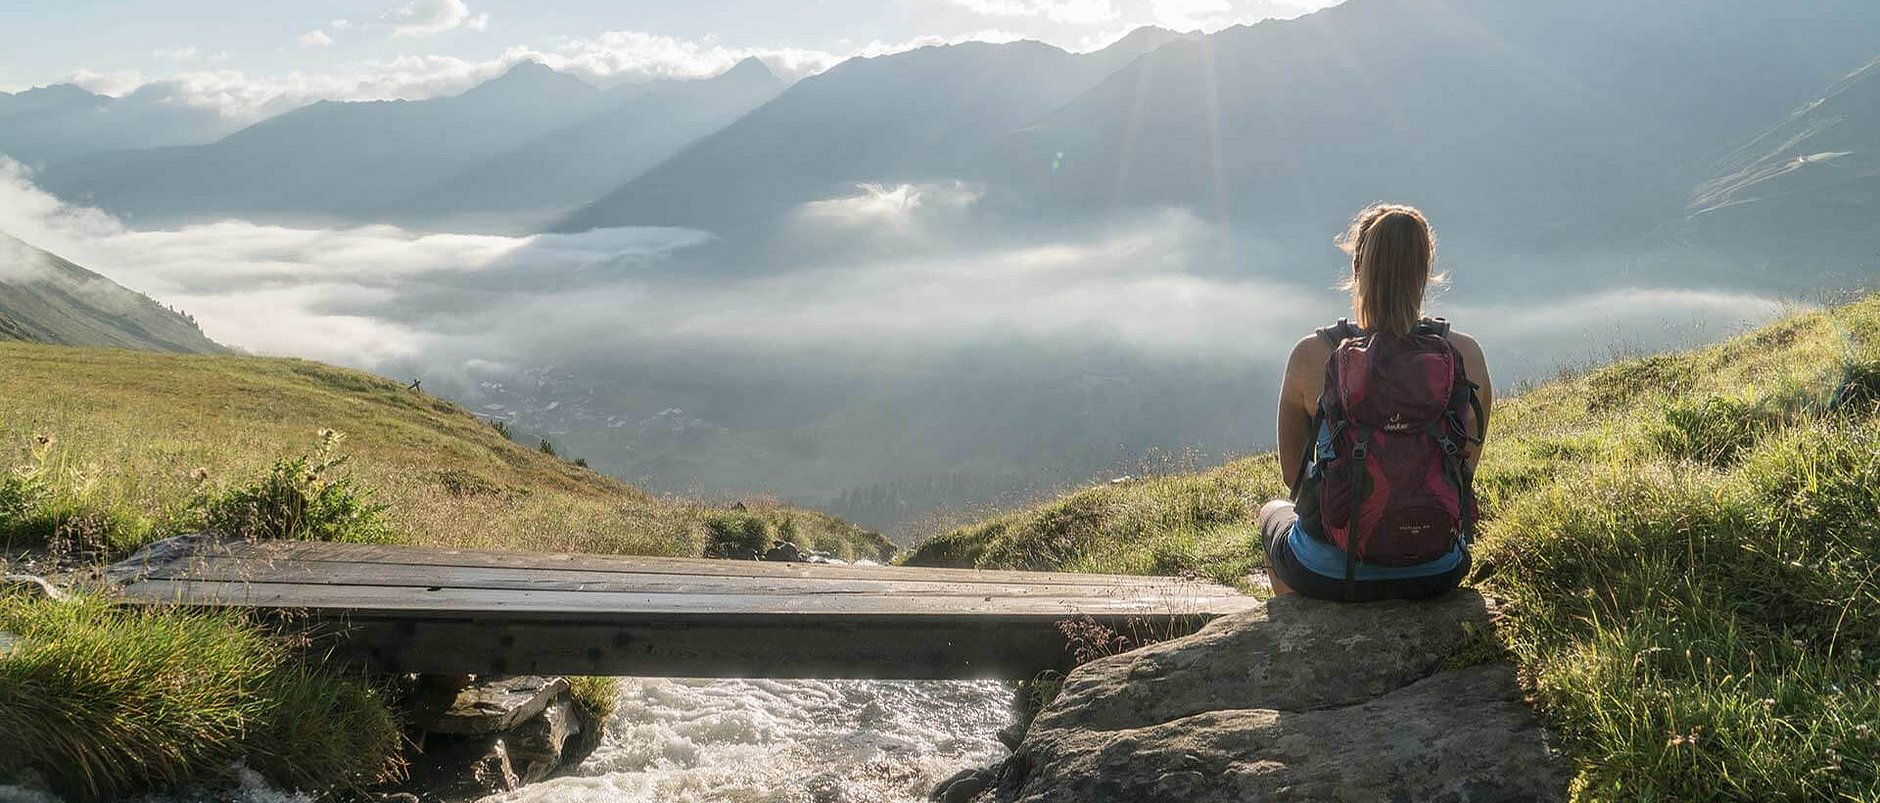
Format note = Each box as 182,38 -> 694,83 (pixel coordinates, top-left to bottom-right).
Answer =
399,675 -> 598,801
978,590 -> 1569,802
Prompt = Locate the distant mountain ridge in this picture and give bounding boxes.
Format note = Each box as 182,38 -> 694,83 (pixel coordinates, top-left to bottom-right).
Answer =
31,59 -> 788,231
0,233 -> 223,353
35,61 -> 615,227
554,29 -> 1192,233
387,57 -> 785,229
0,83 -> 235,167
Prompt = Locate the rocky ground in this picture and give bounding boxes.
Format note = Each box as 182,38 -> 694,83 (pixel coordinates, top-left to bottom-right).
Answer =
956,591 -> 1569,803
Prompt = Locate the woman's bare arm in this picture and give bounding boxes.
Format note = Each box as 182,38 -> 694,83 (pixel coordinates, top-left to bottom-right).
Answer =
1447,331 -> 1494,470
1277,336 -> 1326,494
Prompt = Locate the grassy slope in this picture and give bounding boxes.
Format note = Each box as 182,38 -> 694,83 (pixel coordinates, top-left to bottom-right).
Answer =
904,297 -> 1880,801
1,343 -> 892,800
0,234 -> 224,355
0,341 -> 892,561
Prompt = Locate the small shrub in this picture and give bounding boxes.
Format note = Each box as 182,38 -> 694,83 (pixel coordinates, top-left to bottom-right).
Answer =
197,431 -> 394,544
538,439 -> 556,457
700,511 -> 770,557
0,436 -> 54,539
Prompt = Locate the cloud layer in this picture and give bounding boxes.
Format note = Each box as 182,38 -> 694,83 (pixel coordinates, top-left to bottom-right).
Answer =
0,158 -> 1803,515
384,0 -> 490,38
0,159 -> 1790,380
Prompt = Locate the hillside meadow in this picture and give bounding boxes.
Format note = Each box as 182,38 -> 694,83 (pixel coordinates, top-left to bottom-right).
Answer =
905,296 -> 1880,801
0,342 -> 891,561
0,343 -> 887,800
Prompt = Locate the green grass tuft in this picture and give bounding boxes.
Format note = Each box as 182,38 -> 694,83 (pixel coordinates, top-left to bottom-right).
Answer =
898,457 -> 1285,589
0,593 -> 402,800
567,676 -> 620,724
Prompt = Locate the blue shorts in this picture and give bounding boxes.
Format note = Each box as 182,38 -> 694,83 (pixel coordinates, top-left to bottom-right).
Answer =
1259,500 -> 1469,602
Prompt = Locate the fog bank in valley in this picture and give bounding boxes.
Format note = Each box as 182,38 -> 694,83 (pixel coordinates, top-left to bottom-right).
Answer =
0,167 -> 1795,537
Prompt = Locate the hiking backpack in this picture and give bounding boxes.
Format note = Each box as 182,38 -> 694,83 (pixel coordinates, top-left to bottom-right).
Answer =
1293,317 -> 1485,591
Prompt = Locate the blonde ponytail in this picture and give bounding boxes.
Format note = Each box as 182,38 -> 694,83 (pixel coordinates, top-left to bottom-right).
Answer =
1336,204 -> 1442,337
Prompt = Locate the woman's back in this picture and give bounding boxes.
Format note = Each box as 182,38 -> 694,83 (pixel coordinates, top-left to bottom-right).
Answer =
1278,326 -> 1493,488
1260,204 -> 1494,601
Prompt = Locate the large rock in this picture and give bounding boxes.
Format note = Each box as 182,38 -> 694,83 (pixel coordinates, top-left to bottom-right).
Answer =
982,590 -> 1569,802
412,676 -> 569,735
399,675 -> 591,801
504,695 -> 582,784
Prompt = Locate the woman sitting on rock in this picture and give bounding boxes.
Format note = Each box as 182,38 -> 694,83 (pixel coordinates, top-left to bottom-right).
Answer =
1259,204 -> 1493,601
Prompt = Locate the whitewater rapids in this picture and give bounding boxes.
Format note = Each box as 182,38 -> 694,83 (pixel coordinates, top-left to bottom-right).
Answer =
478,677 -> 1011,803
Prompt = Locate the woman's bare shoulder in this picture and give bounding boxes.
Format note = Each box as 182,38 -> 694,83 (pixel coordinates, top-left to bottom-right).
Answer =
1444,329 -> 1486,359
1286,333 -> 1332,368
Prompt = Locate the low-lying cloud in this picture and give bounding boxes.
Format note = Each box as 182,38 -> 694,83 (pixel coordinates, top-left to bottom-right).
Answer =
0,163 -> 1801,520
1,159 -> 1791,374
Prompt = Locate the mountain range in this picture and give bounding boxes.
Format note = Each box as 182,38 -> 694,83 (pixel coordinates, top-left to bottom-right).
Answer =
562,0 -> 1880,281
15,1 -> 1880,278
955,0 -> 1880,261
0,233 -> 223,353
24,59 -> 785,231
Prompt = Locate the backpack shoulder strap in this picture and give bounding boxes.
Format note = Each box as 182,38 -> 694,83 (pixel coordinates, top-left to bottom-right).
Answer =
1417,317 -> 1452,338
1315,318 -> 1361,347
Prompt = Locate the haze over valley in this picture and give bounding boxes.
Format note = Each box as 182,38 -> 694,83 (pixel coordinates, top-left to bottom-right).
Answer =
5,0 -> 1875,537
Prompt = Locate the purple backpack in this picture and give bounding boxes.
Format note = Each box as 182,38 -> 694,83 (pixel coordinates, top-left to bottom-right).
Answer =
1294,318 -> 1485,590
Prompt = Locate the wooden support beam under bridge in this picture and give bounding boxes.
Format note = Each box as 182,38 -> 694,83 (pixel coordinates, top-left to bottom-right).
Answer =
109,537 -> 1261,679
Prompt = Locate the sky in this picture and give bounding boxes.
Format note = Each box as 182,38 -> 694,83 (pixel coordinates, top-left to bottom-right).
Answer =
0,0 -> 1337,119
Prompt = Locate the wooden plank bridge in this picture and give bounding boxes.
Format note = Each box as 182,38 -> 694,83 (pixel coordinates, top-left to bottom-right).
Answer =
110,537 -> 1261,679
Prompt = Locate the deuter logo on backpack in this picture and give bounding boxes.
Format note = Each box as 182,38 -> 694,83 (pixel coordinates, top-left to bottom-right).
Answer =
1292,318 -> 1484,590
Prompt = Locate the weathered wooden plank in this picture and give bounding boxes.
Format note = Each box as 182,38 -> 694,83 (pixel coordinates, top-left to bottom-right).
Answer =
110,537 -> 1257,678
146,556 -> 1212,599
123,579 -> 1250,618
228,540 -> 1174,587
312,614 -> 1118,679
